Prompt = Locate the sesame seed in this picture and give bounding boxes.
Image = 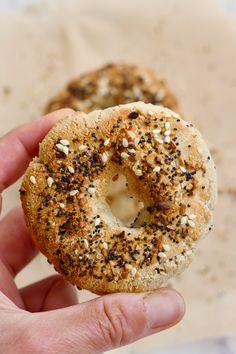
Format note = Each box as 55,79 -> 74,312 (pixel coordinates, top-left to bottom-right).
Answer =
154,137 -> 164,144
47,177 -> 54,188
94,217 -> 101,226
134,137 -> 140,145
84,239 -> 89,248
164,136 -> 171,143
152,129 -> 161,134
102,242 -> 108,250
68,166 -> 75,173
59,139 -> 70,146
158,252 -> 167,258
127,130 -> 136,139
102,152 -> 109,163
164,130 -> 171,136
79,144 -> 87,151
153,166 -> 161,173
131,267 -> 137,276
165,122 -> 170,129
69,189 -> 78,196
62,146 -> 69,155
121,152 -> 129,159
148,110 -> 154,116
128,149 -> 136,154
59,203 -> 65,209
122,138 -> 129,147
188,220 -> 196,228
104,138 -> 110,146
179,165 -> 187,173
188,214 -> 197,220
135,169 -> 143,176
88,187 -> 96,195
56,143 -> 65,152
163,244 -> 170,252
30,176 -> 36,184
180,216 -> 188,225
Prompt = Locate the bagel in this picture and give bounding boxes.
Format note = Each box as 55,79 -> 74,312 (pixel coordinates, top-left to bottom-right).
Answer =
45,63 -> 180,114
20,102 -> 217,294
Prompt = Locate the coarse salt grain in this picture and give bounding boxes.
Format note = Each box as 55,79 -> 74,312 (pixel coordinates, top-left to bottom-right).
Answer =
135,169 -> 143,176
163,244 -> 170,252
128,149 -> 136,154
79,144 -> 87,151
68,166 -> 75,173
88,187 -> 96,195
69,189 -> 78,196
188,220 -> 196,228
104,138 -> 110,146
152,129 -> 161,134
180,216 -> 188,225
164,130 -> 171,136
122,138 -> 129,147
121,152 -> 129,159
179,165 -> 187,173
153,166 -> 161,173
47,177 -> 54,188
102,152 -> 109,163
165,122 -> 170,129
164,136 -> 171,144
30,176 -> 36,184
60,139 -> 70,146
94,217 -> 101,226
158,252 -> 167,258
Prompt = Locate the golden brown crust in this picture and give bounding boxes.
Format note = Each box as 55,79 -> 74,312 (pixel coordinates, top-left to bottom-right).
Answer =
20,102 -> 217,294
45,63 -> 180,114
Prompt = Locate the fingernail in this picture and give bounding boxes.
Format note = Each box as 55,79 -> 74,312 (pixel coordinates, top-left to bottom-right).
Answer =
144,289 -> 185,329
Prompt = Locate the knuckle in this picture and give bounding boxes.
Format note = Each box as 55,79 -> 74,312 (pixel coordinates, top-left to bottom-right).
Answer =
96,297 -> 129,349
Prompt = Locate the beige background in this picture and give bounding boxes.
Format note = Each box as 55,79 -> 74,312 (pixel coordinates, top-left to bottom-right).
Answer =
0,0 -> 236,352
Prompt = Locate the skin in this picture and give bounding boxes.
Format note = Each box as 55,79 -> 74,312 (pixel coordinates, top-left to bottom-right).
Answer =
0,109 -> 185,354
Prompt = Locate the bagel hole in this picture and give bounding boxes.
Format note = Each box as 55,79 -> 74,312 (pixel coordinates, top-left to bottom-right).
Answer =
106,173 -> 145,227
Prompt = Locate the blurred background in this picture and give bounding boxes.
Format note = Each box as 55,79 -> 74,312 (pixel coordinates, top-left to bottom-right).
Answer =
0,0 -> 236,353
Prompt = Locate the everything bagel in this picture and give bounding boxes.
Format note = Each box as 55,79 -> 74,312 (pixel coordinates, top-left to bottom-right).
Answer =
45,63 -> 180,114
20,102 -> 217,294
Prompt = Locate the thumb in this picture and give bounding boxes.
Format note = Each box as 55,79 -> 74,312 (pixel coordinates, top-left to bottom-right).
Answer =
29,288 -> 185,354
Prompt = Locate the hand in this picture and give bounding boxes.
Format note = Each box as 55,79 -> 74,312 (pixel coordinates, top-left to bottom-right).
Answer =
0,109 -> 185,354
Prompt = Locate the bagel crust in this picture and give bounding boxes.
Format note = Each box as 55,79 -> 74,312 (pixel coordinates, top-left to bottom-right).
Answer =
20,103 -> 217,294
45,63 -> 180,114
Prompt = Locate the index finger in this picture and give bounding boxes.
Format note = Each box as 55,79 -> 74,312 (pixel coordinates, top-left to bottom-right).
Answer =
0,109 -> 74,192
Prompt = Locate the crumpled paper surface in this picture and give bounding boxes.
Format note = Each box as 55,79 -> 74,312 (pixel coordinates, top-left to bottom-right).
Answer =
0,0 -> 236,352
